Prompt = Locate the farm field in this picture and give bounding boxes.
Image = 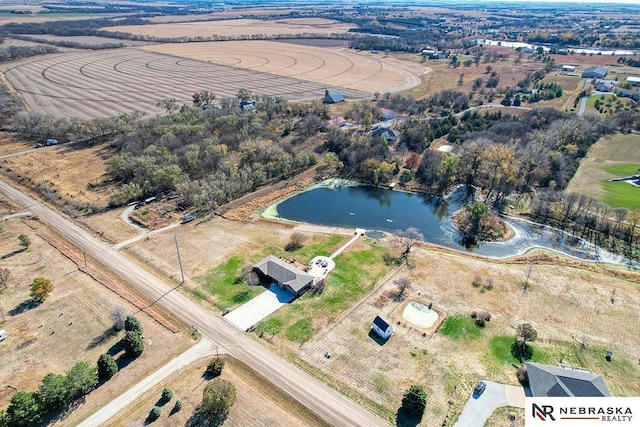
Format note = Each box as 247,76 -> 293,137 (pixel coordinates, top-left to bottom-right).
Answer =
101,17 -> 357,39
567,133 -> 640,209
105,356 -> 329,427
0,201 -> 192,423
23,35 -> 153,47
141,41 -> 425,94
1,47 -> 369,120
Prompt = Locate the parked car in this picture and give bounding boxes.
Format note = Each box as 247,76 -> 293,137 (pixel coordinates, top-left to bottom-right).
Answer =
45,139 -> 58,146
473,381 -> 486,397
0,330 -> 7,341
181,214 -> 196,224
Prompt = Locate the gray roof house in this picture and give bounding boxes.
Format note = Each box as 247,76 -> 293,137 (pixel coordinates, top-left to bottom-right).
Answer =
371,125 -> 400,144
323,88 -> 345,104
582,66 -> 608,79
525,362 -> 611,397
252,255 -> 315,296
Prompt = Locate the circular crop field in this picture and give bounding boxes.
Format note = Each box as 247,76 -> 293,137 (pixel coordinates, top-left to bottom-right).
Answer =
143,41 -> 425,94
1,48 -> 370,120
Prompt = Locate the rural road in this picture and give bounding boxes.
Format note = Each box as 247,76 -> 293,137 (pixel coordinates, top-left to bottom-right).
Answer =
78,338 -> 220,427
0,179 -> 390,427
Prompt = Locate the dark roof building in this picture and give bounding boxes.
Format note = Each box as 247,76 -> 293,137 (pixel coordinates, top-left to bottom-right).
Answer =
371,125 -> 400,144
525,362 -> 611,397
371,315 -> 393,339
582,66 -> 608,79
252,255 -> 315,296
323,88 -> 345,104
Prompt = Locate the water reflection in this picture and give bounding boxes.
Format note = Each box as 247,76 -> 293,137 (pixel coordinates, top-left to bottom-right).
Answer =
272,183 -> 635,267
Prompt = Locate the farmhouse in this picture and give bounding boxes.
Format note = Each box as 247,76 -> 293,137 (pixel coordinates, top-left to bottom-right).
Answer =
524,362 -> 611,397
322,116 -> 347,131
371,125 -> 400,144
324,88 -> 345,104
595,81 -> 614,92
380,108 -> 396,120
626,76 -> 640,87
252,255 -> 316,297
371,316 -> 393,339
582,66 -> 608,79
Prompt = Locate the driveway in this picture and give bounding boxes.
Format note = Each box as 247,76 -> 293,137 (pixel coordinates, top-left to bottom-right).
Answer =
223,284 -> 294,331
454,381 -> 524,427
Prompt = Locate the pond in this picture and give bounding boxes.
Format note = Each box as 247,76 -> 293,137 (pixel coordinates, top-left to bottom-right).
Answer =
266,182 -> 634,266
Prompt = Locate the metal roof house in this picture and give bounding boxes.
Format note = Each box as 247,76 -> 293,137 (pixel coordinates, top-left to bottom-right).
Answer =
582,66 -> 608,79
252,255 -> 316,296
371,315 -> 393,340
323,88 -> 345,104
524,362 -> 610,397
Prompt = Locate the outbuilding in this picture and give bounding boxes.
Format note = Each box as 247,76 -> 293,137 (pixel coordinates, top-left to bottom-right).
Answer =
323,88 -> 345,104
582,66 -> 608,79
626,76 -> 640,87
371,316 -> 393,340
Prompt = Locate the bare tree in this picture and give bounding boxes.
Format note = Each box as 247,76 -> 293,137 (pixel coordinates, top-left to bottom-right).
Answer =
393,227 -> 425,259
110,306 -> 127,331
0,267 -> 10,290
394,277 -> 412,298
156,98 -> 179,114
244,271 -> 260,287
522,264 -> 534,292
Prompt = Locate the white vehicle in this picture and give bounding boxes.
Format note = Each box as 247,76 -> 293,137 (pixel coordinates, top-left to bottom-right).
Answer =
0,330 -> 7,341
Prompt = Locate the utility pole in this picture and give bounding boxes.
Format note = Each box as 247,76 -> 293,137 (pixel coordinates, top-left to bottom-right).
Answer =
175,235 -> 185,284
37,164 -> 52,199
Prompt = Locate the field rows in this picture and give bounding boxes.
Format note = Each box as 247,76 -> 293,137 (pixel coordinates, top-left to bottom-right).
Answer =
102,18 -> 356,38
1,48 -> 370,119
143,41 -> 424,93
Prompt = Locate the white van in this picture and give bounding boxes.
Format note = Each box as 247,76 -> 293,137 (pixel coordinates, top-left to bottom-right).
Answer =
0,330 -> 7,341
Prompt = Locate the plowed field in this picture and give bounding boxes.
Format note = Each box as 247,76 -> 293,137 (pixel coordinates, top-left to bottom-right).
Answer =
1,47 -> 370,119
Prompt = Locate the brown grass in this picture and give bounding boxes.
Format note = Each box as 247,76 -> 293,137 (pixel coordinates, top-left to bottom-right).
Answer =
102,18 -> 356,38
567,133 -> 640,202
1,142 -> 114,206
105,356 -> 330,427
0,211 -> 191,417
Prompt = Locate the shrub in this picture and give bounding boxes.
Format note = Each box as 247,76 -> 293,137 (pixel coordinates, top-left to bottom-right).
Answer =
483,277 -> 494,291
148,406 -> 161,422
65,362 -> 98,400
401,385 -> 427,417
475,317 -> 486,327
284,233 -> 304,251
97,353 -> 118,380
471,275 -> 482,287
173,399 -> 182,413
202,378 -> 236,417
124,315 -> 143,335
161,388 -> 174,403
517,365 -> 529,385
123,331 -> 144,358
206,358 -> 224,378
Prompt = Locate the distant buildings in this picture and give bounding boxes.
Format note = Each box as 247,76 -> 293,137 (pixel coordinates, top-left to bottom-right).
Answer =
626,76 -> 640,87
582,66 -> 608,79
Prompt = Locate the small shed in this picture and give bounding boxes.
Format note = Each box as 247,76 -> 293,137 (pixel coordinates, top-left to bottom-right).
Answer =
626,76 -> 640,87
371,316 -> 393,340
562,65 -> 576,72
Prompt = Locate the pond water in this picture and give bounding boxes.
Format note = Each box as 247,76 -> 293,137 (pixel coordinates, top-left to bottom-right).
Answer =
269,182 -> 635,266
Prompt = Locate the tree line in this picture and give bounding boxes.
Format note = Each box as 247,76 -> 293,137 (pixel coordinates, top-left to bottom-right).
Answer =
0,44 -> 57,64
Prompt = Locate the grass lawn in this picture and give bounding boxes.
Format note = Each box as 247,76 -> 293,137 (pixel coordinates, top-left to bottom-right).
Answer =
191,234 -> 347,312
567,133 -> 640,210
256,241 -> 391,342
439,313 -> 484,340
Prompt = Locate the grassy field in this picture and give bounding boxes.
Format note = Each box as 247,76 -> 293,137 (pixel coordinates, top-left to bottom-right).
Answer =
0,198 -> 192,422
567,133 -> 640,209
105,356 -> 330,427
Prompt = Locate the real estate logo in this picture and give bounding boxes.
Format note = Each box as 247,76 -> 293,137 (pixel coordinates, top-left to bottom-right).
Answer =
526,398 -> 639,426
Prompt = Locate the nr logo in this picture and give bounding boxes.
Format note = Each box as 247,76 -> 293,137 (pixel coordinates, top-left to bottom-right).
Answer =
532,403 -> 556,421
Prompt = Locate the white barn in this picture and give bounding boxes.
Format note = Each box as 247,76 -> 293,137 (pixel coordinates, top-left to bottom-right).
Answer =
371,316 -> 393,340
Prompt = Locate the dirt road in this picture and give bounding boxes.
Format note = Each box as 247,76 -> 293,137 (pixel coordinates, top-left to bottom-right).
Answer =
0,179 -> 389,427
